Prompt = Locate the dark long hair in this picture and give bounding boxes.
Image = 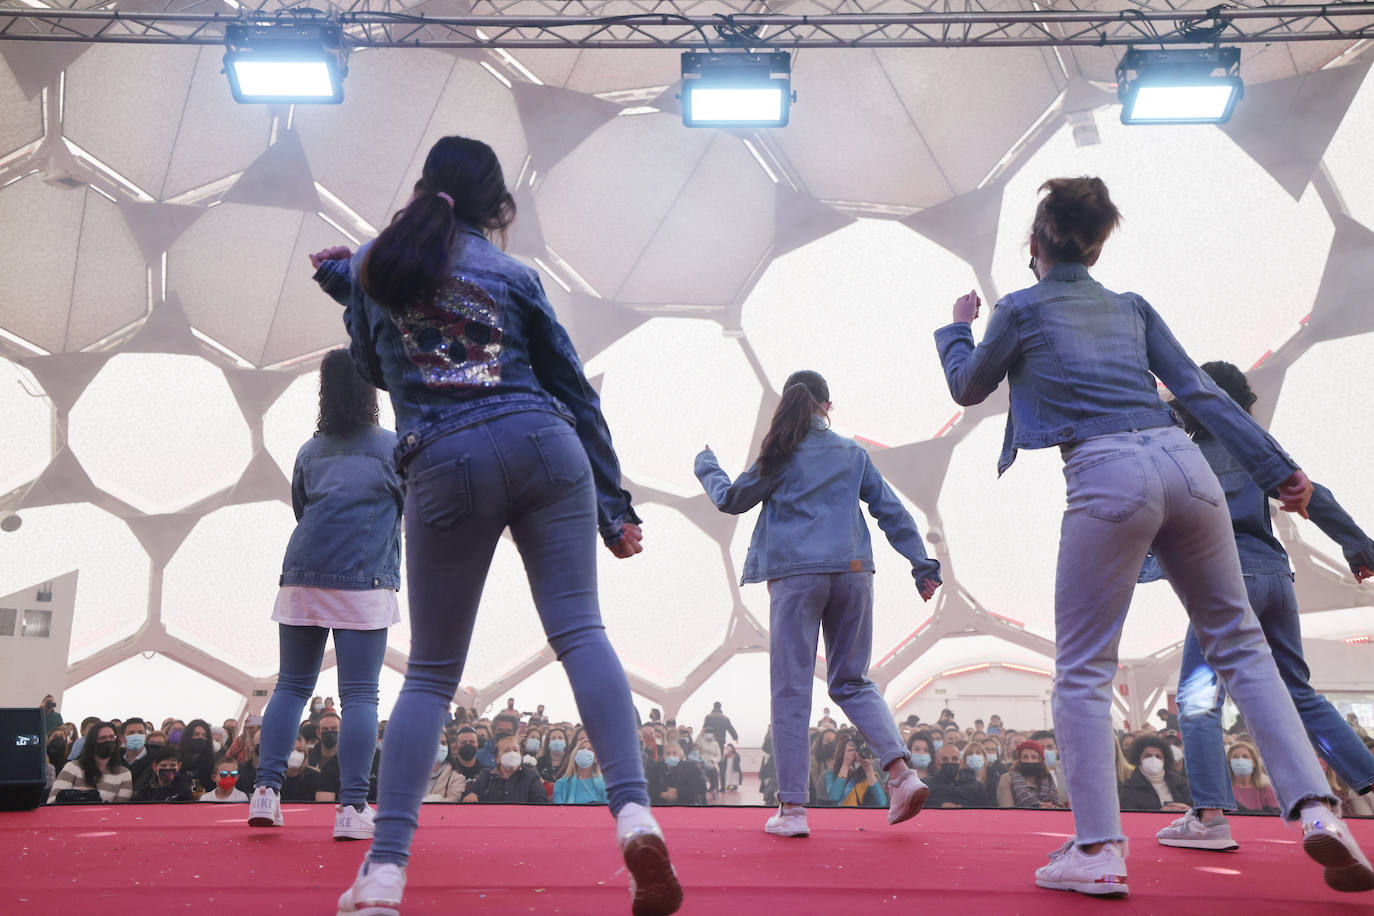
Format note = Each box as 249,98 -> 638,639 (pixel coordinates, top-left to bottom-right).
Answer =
1032,177 -> 1122,264
360,136 -> 516,312
757,370 -> 829,477
178,718 -> 215,791
1175,360 -> 1256,440
77,721 -> 124,788
316,349 -> 378,437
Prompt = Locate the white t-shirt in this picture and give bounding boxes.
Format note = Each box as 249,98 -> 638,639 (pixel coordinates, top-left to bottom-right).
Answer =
272,585 -> 400,631
199,788 -> 248,803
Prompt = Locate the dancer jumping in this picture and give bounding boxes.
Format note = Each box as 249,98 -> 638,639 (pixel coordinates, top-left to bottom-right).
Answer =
312,136 -> 682,916
248,349 -> 401,840
695,370 -> 941,838
934,177 -> 1373,896
1146,361 -> 1374,871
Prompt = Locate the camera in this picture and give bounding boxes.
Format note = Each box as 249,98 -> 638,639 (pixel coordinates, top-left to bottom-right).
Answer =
851,733 -> 875,760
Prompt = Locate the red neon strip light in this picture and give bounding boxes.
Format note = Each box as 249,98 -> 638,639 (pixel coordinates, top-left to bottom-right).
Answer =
934,411 -> 963,438
1250,350 -> 1273,371
855,435 -> 890,450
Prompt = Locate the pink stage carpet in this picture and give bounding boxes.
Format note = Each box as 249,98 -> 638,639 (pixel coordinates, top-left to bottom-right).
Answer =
4,804 -> 1372,914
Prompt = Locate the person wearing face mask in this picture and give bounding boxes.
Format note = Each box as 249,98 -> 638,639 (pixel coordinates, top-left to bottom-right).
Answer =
694,730 -> 721,796
554,738 -> 608,805
133,747 -> 194,802
1119,737 -> 1192,813
1006,741 -> 1063,809
448,727 -> 486,787
306,711 -> 345,802
423,731 -> 467,803
46,728 -> 69,776
905,733 -> 935,782
40,695 -> 63,739
200,755 -> 249,803
177,720 -> 216,797
809,729 -> 839,804
1224,740 -> 1279,814
720,744 -> 743,792
524,727 -> 544,761
66,716 -> 101,762
277,737 -> 322,803
980,737 -> 1008,786
653,744 -> 707,806
538,728 -> 569,784
49,722 -> 132,803
118,718 -> 152,791
468,736 -> 547,804
1029,731 -> 1069,806
926,742 -> 991,808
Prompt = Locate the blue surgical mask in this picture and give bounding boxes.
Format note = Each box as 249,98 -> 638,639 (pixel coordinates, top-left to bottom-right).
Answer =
1230,757 -> 1255,778
988,726 -> 1000,735
965,754 -> 985,771
525,738 -> 540,754
932,739 -> 943,751
124,734 -> 146,752
549,739 -> 567,754
665,756 -> 681,768
986,747 -> 998,760
435,745 -> 448,765
574,749 -> 595,769
1045,750 -> 1058,767
912,753 -> 932,768
687,751 -> 701,763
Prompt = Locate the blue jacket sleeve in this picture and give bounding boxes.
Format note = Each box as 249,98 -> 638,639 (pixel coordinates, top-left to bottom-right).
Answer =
315,252 -> 388,392
693,449 -> 779,514
523,272 -> 639,544
824,771 -> 847,803
290,456 -> 307,523
933,301 -> 1021,406
859,453 -> 941,583
1291,481 -> 1374,574
1140,298 -> 1297,491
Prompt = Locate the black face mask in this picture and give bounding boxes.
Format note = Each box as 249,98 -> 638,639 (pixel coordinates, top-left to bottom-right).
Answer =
48,739 -> 66,756
320,732 -> 339,749
456,745 -> 477,762
938,763 -> 960,780
187,737 -> 209,754
1020,762 -> 1044,778
94,741 -> 117,759
819,743 -> 835,758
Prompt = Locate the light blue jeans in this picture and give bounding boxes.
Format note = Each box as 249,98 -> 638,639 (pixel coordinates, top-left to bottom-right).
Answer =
255,623 -> 388,806
368,410 -> 649,867
769,572 -> 908,805
1052,427 -> 1334,845
1178,570 -> 1374,810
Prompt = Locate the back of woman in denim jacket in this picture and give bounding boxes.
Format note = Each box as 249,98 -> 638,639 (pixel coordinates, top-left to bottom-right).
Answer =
318,136 -> 681,916
933,177 -> 1368,897
695,370 -> 941,839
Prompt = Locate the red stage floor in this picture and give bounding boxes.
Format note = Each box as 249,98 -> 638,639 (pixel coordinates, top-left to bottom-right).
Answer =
3,804 -> 1372,914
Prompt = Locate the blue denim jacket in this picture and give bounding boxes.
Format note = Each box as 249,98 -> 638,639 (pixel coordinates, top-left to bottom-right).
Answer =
315,227 -> 638,544
280,426 -> 402,590
934,263 -> 1297,490
1141,433 -> 1374,580
694,420 -> 941,586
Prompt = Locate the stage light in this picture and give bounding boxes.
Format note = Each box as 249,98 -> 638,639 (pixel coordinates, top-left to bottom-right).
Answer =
223,21 -> 348,104
680,51 -> 793,128
1116,47 -> 1243,125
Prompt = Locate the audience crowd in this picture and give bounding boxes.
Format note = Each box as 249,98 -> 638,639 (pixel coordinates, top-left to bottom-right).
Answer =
36,693 -> 1374,816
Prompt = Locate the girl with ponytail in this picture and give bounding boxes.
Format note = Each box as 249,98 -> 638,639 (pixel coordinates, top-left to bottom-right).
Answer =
694,370 -> 942,839
934,177 -> 1369,897
311,136 -> 682,916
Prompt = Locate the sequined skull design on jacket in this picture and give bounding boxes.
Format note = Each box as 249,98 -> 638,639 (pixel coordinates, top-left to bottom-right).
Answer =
392,277 -> 503,389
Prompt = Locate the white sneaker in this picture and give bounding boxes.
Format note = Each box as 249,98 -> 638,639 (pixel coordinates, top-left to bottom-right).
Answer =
615,803 -> 683,916
1156,810 -> 1239,851
1301,804 -> 1374,893
1035,839 -> 1130,896
886,769 -> 930,825
336,861 -> 405,916
247,786 -> 283,828
764,805 -> 810,838
334,802 -> 377,841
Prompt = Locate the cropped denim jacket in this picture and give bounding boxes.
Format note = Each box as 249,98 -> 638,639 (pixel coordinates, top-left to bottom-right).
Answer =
315,227 -> 638,544
280,426 -> 402,590
694,420 -> 941,586
934,263 -> 1298,491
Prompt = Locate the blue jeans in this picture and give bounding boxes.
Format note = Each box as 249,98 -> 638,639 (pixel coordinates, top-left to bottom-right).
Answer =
1052,427 -> 1334,845
368,410 -> 649,867
256,623 -> 388,805
1178,570 -> 1374,810
769,572 -> 908,805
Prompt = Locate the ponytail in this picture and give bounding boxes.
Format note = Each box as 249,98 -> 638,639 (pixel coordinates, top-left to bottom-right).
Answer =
757,370 -> 830,477
360,193 -> 457,312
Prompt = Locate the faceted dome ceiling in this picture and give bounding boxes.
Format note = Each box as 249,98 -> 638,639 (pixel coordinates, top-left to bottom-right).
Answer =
2,22 -> 1373,736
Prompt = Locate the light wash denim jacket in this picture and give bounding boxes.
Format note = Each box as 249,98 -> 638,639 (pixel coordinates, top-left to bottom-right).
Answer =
933,263 -> 1298,491
280,426 -> 402,590
1141,432 -> 1374,581
315,226 -> 638,544
694,419 -> 941,586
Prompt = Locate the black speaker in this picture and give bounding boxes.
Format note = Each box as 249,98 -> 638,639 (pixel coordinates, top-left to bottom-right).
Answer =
0,708 -> 47,810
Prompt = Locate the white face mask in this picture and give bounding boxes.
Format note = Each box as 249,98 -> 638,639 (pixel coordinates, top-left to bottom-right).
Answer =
1140,757 -> 1166,777
212,739 -> 223,754
500,751 -> 522,770
287,750 -> 305,769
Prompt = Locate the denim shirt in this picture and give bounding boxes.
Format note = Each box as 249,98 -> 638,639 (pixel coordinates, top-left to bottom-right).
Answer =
280,426 -> 402,590
933,263 -> 1298,490
315,227 -> 638,544
1140,433 -> 1374,580
694,419 -> 941,586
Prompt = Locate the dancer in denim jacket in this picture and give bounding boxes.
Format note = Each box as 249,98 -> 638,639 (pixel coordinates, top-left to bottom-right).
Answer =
934,177 -> 1371,897
248,349 -> 401,841
1145,361 -> 1374,856
314,136 -> 681,916
695,370 -> 941,839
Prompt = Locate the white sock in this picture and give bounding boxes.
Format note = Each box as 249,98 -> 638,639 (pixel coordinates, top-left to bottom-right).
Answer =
1299,799 -> 1335,825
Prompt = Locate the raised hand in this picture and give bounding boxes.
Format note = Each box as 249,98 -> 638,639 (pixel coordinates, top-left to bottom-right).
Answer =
918,578 -> 941,602
952,289 -> 982,323
608,522 -> 644,559
1276,469 -> 1313,519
